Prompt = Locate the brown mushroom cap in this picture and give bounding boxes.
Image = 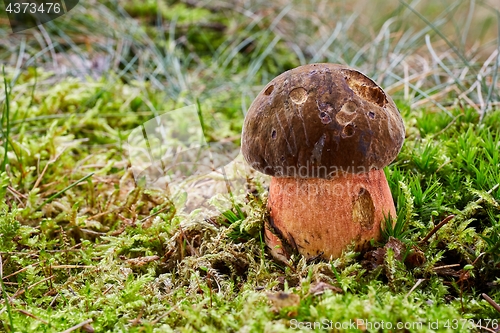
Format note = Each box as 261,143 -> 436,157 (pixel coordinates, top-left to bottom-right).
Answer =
241,63 -> 405,178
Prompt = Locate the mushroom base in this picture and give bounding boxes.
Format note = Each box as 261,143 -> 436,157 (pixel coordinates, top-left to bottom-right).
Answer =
265,169 -> 396,262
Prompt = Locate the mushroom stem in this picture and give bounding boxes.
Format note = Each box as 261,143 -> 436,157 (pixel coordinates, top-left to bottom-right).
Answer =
265,169 -> 396,262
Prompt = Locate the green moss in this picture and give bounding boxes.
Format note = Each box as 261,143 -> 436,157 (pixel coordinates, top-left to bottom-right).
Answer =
1,0 -> 500,331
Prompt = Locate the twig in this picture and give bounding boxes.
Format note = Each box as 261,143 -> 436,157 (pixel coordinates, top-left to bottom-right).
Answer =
2,263 -> 41,280
433,264 -> 461,270
487,184 -> 500,194
472,252 -> 485,266
49,265 -> 94,269
405,278 -> 425,298
7,185 -> 27,199
129,307 -> 143,326
11,275 -> 55,299
420,215 -> 455,244
474,324 -> 496,333
6,187 -> 25,206
80,229 -> 107,236
482,293 -> 500,314
33,162 -> 50,190
102,285 -> 114,295
151,303 -> 181,325
59,319 -> 93,333
32,147 -> 67,191
49,293 -> 59,307
17,309 -> 49,324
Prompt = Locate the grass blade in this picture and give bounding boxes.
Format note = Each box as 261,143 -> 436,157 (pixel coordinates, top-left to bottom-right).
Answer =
37,172 -> 95,210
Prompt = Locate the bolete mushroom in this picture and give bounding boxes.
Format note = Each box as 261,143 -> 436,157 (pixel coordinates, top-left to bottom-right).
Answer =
241,63 -> 405,262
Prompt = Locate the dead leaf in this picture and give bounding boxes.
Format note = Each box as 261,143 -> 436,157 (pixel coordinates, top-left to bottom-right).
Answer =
308,282 -> 342,296
385,237 -> 406,261
405,246 -> 426,268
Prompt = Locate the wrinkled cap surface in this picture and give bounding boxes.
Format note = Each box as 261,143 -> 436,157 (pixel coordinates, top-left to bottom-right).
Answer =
241,63 -> 405,178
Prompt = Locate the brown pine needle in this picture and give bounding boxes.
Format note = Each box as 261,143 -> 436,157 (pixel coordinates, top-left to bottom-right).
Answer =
16,309 -> 49,324
12,275 -> 55,299
433,264 -> 461,270
420,215 -> 455,244
2,263 -> 40,280
49,265 -> 94,269
482,293 -> 500,314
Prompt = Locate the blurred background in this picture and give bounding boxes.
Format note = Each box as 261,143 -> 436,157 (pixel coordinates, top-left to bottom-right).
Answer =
1,0 -> 499,121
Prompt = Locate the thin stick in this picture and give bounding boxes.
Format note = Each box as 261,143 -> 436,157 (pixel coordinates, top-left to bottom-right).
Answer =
49,293 -> 59,307
433,264 -> 461,270
405,279 -> 425,298
12,275 -> 55,299
2,263 -> 40,280
102,285 -> 114,295
6,187 -> 24,206
151,303 -> 181,325
7,186 -> 27,199
482,293 -> 500,314
89,208 -> 120,220
49,265 -> 94,269
59,319 -> 93,333
33,158 -> 51,190
474,324 -> 496,333
420,215 -> 455,244
17,309 -> 49,324
487,184 -> 500,194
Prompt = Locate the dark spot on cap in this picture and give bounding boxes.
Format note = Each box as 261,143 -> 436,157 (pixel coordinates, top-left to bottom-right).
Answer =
271,129 -> 277,138
264,85 -> 274,95
342,124 -> 355,137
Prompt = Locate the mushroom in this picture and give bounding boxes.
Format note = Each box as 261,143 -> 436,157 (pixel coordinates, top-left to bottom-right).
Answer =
241,63 -> 405,262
